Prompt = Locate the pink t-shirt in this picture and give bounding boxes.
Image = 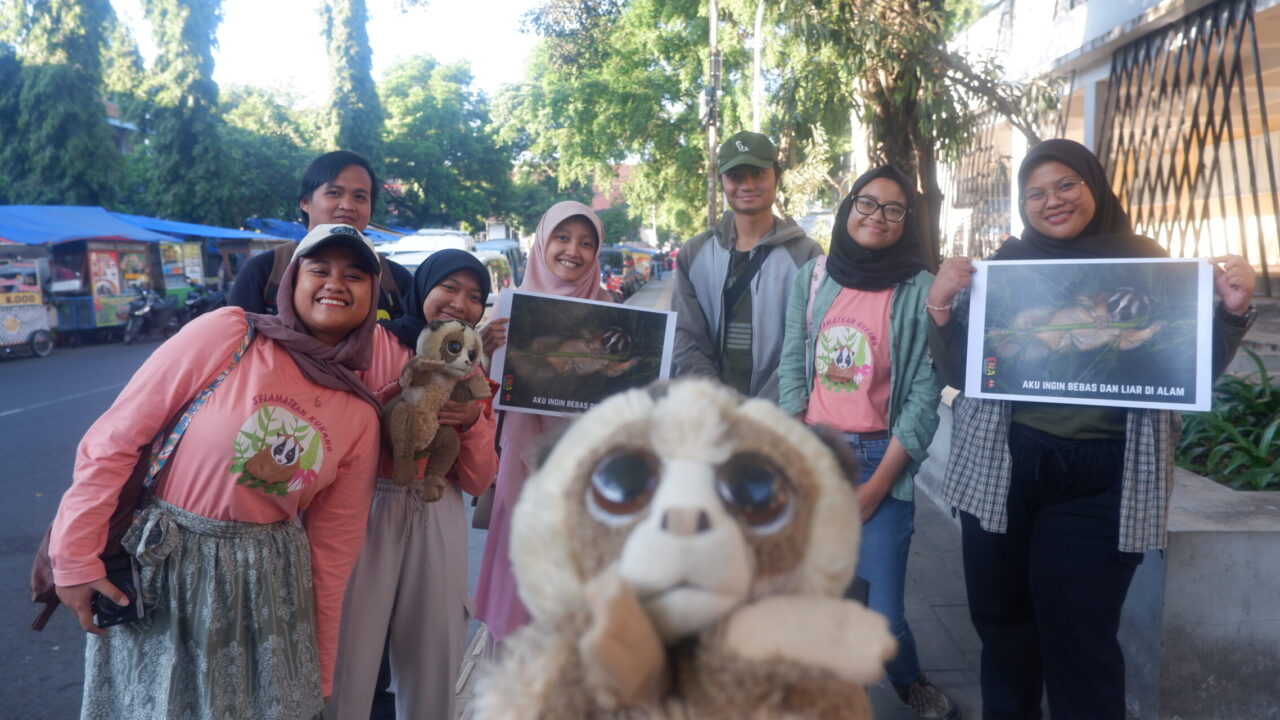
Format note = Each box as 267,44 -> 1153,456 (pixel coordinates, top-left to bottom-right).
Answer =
803,286 -> 893,433
50,307 -> 405,695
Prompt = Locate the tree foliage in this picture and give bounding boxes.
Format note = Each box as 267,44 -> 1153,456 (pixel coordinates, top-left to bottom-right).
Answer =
380,56 -> 511,231
504,0 -> 1055,251
0,0 -> 121,206
132,0 -> 231,224
324,0 -> 383,162
219,86 -> 319,223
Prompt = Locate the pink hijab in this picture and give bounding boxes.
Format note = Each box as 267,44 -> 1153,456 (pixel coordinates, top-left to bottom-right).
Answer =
520,200 -> 611,300
476,201 -> 612,640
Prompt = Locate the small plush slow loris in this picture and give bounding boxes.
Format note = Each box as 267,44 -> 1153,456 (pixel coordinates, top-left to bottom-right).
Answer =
472,380 -> 896,720
381,319 -> 490,501
994,287 -> 1163,361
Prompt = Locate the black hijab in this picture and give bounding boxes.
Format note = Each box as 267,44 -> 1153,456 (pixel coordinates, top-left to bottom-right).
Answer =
995,139 -> 1167,260
826,165 -> 929,290
384,249 -> 491,347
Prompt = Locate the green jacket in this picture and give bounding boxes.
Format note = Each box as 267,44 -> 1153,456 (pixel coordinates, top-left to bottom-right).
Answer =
777,262 -> 942,502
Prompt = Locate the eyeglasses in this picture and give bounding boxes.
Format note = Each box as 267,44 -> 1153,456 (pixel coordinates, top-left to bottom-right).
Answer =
851,195 -> 908,223
1022,177 -> 1086,212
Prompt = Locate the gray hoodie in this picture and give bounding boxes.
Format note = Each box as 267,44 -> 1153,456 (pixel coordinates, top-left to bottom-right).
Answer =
672,212 -> 822,400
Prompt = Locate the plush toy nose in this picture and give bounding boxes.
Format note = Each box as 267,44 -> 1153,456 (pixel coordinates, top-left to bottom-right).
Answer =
660,507 -> 712,536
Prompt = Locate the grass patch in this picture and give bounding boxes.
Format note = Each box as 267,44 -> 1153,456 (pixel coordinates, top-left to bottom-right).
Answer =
1177,349 -> 1280,491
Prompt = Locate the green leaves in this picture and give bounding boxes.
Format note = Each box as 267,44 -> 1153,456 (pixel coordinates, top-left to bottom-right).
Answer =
1177,350 -> 1280,491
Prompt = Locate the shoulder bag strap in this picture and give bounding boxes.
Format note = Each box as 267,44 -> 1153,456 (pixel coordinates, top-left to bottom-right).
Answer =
143,318 -> 257,489
263,243 -> 296,306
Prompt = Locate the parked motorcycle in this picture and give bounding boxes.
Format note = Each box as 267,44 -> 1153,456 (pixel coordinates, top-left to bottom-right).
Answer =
182,279 -> 226,322
122,286 -> 182,345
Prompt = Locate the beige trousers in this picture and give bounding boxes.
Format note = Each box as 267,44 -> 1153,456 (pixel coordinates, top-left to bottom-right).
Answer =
328,480 -> 473,720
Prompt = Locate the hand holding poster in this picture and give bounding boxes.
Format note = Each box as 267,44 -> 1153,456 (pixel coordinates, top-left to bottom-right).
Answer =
491,290 -> 676,417
966,258 -> 1212,411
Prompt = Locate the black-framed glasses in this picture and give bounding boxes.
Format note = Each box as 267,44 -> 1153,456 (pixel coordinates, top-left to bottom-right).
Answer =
1022,176 -> 1087,211
851,195 -> 908,223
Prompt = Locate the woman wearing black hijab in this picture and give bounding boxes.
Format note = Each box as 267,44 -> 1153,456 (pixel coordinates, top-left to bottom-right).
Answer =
779,166 -> 958,720
330,250 -> 499,720
925,139 -> 1256,719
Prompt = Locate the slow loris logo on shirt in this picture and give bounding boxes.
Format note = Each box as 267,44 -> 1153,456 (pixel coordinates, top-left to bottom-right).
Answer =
229,404 -> 325,497
816,325 -> 873,392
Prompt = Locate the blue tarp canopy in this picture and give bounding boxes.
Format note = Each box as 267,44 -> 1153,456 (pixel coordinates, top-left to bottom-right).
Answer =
0,206 -> 174,245
245,217 -> 403,244
112,212 -> 289,242
245,217 -> 308,240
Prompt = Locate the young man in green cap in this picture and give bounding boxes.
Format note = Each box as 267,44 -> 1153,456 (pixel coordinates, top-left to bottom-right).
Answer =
672,130 -> 822,401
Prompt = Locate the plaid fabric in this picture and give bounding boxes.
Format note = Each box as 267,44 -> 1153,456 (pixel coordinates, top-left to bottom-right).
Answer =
944,394 -> 1180,553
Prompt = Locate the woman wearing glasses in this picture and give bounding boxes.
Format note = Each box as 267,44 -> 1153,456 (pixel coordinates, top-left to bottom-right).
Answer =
778,166 -> 958,720
925,139 -> 1256,720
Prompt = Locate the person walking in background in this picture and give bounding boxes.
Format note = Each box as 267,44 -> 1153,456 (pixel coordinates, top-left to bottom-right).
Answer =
672,131 -> 821,401
925,139 -> 1256,720
778,165 -> 958,720
473,201 -> 612,653
329,250 -> 498,720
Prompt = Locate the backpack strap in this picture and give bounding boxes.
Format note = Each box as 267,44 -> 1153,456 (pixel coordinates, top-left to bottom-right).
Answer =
377,255 -> 402,319
263,242 -> 297,307
805,255 -> 828,342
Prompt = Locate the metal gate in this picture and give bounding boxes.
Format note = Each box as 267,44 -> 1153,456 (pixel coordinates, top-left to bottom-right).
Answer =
1098,0 -> 1277,294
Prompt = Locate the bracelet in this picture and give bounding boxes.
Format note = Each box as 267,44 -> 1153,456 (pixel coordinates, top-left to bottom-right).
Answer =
923,300 -> 953,313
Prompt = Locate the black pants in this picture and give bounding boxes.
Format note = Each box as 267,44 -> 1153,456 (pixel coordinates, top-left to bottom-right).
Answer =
961,423 -> 1142,720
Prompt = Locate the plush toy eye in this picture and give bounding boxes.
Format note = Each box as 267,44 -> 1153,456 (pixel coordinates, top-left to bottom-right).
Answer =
587,449 -> 659,522
716,454 -> 792,533
447,340 -> 463,354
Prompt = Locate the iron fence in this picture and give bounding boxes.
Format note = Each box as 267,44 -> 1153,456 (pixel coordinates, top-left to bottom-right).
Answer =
1098,0 -> 1277,295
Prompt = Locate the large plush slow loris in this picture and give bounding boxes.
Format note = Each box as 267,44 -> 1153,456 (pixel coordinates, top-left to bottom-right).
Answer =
382,319 -> 490,501
473,379 -> 896,720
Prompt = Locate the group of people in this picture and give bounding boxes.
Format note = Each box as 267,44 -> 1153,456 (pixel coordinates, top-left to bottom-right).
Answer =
47,128 -> 1257,720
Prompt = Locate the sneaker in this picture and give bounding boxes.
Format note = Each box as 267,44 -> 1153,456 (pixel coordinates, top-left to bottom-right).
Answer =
893,674 -> 961,720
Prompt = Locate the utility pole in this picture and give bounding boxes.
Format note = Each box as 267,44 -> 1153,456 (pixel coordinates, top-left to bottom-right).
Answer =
752,0 -> 765,133
706,0 -> 721,230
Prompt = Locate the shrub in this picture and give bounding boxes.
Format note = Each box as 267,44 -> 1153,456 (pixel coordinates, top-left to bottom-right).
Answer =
1177,349 -> 1280,491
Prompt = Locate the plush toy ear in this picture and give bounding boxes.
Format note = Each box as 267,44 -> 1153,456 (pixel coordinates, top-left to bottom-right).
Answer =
806,424 -> 861,489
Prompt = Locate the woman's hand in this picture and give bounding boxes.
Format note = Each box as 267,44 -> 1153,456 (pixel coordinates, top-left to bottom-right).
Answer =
926,257 -> 976,324
438,399 -> 481,429
56,577 -> 127,635
480,318 -> 509,359
1211,255 -> 1256,316
856,478 -> 892,523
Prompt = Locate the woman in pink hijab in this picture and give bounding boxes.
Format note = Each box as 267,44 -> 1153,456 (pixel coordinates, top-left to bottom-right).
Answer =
474,201 -> 610,650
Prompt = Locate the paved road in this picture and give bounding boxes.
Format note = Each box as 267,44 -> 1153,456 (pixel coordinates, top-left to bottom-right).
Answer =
2,338 -> 170,720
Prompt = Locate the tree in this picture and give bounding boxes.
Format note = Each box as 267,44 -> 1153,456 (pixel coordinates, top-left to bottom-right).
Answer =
497,0 -> 712,241
219,86 -> 320,223
324,0 -> 383,162
133,0 -> 231,224
499,165 -> 594,237
0,0 -> 121,205
508,0 -> 1053,257
380,56 -> 511,231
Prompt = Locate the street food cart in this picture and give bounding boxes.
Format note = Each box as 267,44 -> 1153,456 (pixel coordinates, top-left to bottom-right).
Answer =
0,206 -> 174,343
0,243 -> 54,357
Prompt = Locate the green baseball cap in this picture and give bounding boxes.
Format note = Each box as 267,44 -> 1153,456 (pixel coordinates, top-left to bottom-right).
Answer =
717,131 -> 778,174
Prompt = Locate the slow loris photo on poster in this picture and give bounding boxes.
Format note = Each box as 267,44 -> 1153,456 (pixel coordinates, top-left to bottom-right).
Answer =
491,290 -> 676,417
966,258 -> 1212,411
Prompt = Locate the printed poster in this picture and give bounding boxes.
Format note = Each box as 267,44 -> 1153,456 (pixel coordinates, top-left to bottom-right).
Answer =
966,258 -> 1212,411
491,290 -> 676,417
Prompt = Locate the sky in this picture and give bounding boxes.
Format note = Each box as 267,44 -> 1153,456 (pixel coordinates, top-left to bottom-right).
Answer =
111,0 -> 543,106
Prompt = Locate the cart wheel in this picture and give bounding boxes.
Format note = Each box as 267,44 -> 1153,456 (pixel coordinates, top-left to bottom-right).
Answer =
29,330 -> 54,357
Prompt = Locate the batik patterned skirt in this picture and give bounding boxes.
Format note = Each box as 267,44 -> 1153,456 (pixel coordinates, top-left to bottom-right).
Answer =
80,499 -> 322,720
